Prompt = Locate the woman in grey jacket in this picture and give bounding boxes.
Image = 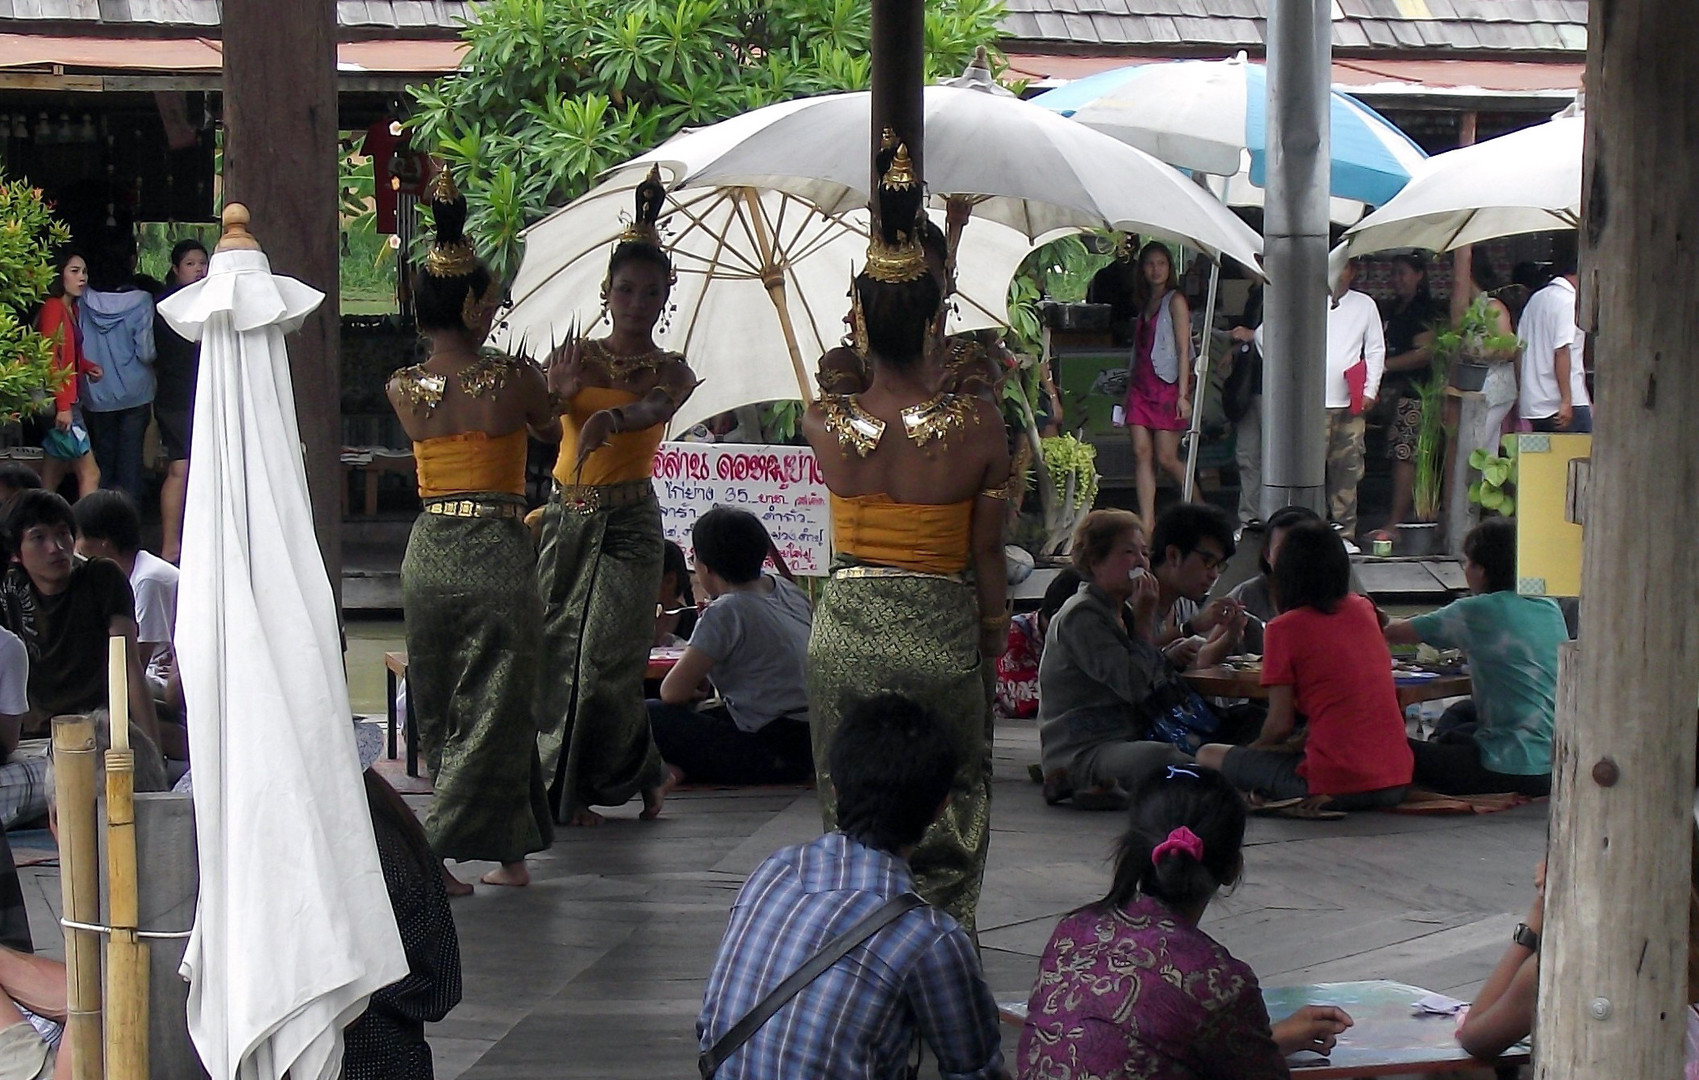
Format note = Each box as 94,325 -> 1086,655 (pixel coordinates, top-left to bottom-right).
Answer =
78,236 -> 156,504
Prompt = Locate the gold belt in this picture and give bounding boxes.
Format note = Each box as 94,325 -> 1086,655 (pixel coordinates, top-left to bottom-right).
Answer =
423,497 -> 526,520
831,565 -> 967,584
554,479 -> 654,513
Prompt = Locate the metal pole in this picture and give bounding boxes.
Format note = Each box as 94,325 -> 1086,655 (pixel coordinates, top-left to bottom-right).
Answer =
1259,0 -> 1332,521
1182,258 -> 1220,502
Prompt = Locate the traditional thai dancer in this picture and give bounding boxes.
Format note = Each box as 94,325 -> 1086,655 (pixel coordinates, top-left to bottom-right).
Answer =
802,139 -> 1011,936
386,170 -> 557,893
537,167 -> 697,826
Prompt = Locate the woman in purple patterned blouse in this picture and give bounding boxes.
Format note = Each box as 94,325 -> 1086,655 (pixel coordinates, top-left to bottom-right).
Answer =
1016,765 -> 1352,1079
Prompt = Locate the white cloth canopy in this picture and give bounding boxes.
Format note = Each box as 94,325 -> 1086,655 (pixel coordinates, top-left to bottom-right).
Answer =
160,248 -> 407,1080
1344,115 -> 1582,255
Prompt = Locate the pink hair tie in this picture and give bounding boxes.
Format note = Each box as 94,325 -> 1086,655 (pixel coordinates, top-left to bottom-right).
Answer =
1152,826 -> 1205,864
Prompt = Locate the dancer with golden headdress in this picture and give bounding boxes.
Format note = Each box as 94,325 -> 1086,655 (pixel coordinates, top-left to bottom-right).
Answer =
536,167 -> 698,826
386,169 -> 558,893
803,137 -> 1012,935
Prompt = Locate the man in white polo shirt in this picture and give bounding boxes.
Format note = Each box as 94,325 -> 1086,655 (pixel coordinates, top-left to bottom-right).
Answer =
1519,236 -> 1591,433
1229,254 -> 1385,541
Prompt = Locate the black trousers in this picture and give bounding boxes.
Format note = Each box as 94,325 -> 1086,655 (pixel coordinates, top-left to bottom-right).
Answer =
1409,701 -> 1551,797
647,701 -> 814,786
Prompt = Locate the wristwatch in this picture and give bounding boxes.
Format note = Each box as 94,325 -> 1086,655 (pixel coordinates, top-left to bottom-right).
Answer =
1513,923 -> 1541,953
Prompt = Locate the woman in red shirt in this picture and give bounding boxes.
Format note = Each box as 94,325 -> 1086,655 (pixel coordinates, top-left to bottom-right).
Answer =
1197,521 -> 1411,810
35,247 -> 102,499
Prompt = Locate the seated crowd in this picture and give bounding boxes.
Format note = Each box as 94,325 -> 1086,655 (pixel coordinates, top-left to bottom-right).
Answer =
1033,501 -> 1561,812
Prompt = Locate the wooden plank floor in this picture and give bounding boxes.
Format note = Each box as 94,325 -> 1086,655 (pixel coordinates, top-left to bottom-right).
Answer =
16,718 -> 1546,1079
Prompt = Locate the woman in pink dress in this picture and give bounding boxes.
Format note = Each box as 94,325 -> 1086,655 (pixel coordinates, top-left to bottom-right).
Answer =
1124,241 -> 1195,528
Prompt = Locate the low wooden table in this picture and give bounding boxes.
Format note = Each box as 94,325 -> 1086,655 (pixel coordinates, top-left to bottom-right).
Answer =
1184,665 -> 1472,709
647,646 -> 684,681
1000,980 -> 1527,1077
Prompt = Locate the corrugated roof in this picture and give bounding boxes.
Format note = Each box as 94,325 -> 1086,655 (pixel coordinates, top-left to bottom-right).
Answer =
0,0 -> 475,27
999,0 -> 1587,55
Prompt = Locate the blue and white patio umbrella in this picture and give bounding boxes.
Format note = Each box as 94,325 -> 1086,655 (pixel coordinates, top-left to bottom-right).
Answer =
1030,53 -> 1427,207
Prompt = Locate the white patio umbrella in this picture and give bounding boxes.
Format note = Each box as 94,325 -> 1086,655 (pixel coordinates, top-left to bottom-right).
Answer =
491,175 -> 1039,436
619,85 -> 1265,273
1343,115 -> 1582,255
159,209 -> 407,1080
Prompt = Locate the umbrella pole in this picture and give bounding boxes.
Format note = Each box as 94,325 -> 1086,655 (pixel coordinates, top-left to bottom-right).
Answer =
103,637 -> 148,1080
738,189 -> 815,401
1182,258 -> 1221,502
51,716 -> 101,1080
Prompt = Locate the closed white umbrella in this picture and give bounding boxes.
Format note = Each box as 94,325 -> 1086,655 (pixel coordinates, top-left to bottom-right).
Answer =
1344,115 -> 1582,255
159,207 -> 407,1080
493,174 -> 1037,436
620,85 -> 1265,273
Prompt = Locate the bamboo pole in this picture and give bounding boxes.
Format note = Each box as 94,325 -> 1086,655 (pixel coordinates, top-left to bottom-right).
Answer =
103,747 -> 148,1080
104,635 -> 148,1079
50,716 -> 101,1080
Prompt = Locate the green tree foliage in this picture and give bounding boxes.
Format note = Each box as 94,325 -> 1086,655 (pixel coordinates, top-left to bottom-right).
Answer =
409,0 -> 1007,279
0,174 -> 70,422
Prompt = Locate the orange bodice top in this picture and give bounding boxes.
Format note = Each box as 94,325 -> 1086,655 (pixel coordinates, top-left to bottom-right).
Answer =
413,428 -> 528,499
829,492 -> 974,575
552,386 -> 666,487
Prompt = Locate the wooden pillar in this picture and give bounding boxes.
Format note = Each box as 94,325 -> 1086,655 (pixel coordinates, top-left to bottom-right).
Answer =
222,0 -> 343,601
1449,111 -> 1478,325
870,0 -> 925,187
1536,1 -> 1699,1076
1442,111 -> 1480,555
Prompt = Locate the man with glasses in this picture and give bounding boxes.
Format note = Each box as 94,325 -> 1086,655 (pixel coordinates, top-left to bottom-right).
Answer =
1149,504 -> 1248,670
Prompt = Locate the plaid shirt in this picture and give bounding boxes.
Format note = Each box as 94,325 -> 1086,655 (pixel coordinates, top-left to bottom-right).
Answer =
698,832 -> 1003,1080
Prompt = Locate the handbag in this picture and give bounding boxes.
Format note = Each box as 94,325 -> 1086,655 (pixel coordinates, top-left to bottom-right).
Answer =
1221,342 -> 1261,423
698,891 -> 927,1080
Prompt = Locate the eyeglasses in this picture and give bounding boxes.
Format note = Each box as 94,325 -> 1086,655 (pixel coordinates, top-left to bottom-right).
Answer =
1190,548 -> 1227,572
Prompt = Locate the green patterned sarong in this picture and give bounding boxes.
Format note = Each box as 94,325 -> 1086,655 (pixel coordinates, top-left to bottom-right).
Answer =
534,488 -> 666,822
807,566 -> 994,937
401,496 -> 554,863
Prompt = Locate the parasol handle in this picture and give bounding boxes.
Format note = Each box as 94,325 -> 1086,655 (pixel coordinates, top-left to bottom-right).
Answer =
217,202 -> 263,253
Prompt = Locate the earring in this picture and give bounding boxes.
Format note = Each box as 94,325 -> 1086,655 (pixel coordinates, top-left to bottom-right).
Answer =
657,301 -> 677,335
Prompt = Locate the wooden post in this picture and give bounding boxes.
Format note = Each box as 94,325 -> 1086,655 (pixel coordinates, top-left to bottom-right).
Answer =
223,0 -> 343,603
869,0 -> 925,187
1441,110 -> 1480,555
1535,0 -> 1699,1075
50,716 -> 101,1080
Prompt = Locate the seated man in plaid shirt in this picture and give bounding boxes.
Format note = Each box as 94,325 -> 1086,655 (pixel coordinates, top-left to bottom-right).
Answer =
697,693 -> 1006,1080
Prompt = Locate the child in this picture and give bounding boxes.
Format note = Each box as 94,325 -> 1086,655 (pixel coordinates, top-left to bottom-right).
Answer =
647,508 -> 813,786
1018,764 -> 1352,1077
1197,521 -> 1412,811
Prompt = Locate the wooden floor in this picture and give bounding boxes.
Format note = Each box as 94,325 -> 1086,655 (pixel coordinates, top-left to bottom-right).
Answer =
16,718 -> 1546,1079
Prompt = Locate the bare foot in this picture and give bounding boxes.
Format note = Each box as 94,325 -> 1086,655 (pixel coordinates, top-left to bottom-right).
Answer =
441,864 -> 474,897
566,806 -> 605,827
481,861 -> 529,887
641,766 -> 683,821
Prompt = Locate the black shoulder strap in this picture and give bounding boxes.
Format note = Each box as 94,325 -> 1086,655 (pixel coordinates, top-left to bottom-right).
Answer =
698,891 -> 926,1080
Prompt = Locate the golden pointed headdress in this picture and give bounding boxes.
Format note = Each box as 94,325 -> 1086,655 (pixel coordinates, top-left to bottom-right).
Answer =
616,165 -> 667,248
864,135 -> 927,284
422,168 -> 480,278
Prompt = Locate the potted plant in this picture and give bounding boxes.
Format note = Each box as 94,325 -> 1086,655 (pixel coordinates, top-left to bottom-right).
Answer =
1400,353 -> 1450,556
1432,295 -> 1521,393
0,173 -> 71,423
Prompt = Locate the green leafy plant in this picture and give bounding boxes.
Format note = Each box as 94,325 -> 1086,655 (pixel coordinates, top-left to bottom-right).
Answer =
1468,436 -> 1518,517
1035,434 -> 1098,556
409,0 -> 1006,280
0,174 -> 70,422
1410,357 -> 1450,521
1432,294 -> 1521,373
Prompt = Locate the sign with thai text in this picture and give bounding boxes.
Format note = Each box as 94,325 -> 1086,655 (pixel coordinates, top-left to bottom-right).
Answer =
651,443 -> 832,575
